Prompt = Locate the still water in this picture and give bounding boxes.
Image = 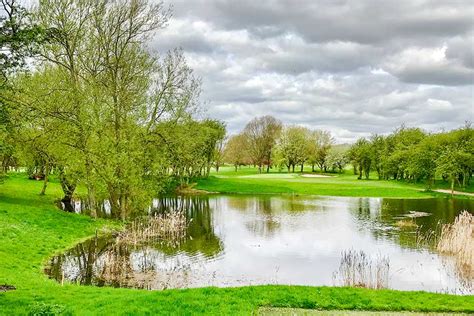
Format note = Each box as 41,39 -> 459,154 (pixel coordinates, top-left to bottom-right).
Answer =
46,195 -> 473,293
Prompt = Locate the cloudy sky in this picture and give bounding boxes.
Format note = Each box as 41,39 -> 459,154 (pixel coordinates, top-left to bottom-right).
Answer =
151,0 -> 474,143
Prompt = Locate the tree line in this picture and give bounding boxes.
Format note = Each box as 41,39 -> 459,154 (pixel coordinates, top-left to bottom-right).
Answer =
0,0 -> 226,218
223,115 -> 343,174
348,125 -> 473,191
223,115 -> 473,192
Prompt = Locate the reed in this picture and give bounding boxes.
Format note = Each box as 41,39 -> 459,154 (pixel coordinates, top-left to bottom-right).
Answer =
437,211 -> 473,287
334,249 -> 390,289
117,211 -> 188,247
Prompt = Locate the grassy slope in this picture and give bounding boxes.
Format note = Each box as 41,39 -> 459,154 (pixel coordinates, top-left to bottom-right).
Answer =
196,166 -> 474,198
0,175 -> 473,315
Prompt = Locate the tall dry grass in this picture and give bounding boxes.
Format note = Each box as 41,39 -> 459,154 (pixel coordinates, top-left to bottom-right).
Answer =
333,249 -> 390,289
437,211 -> 473,289
117,211 -> 188,247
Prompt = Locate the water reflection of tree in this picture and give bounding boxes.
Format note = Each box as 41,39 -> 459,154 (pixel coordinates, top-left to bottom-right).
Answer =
46,234 -> 116,286
150,196 -> 223,258
47,196 -> 224,288
228,195 -> 313,238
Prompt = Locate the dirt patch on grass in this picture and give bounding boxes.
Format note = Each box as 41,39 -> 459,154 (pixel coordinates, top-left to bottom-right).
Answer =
300,174 -> 333,178
432,189 -> 474,197
175,183 -> 217,195
0,284 -> 16,292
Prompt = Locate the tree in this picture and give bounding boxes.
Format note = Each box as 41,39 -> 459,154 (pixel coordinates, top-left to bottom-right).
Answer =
348,138 -> 372,180
370,134 -> 385,179
327,146 -> 348,173
382,126 -> 425,180
1,0 -> 44,180
224,134 -> 250,171
274,125 -> 311,173
1,0 -> 45,84
16,0 -> 202,219
243,115 -> 282,173
201,120 -> 226,176
436,148 -> 464,194
311,130 -> 333,172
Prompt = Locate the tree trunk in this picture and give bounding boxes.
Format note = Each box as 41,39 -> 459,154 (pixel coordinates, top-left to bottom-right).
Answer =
59,168 -> 76,213
300,164 -> 304,172
40,163 -> 50,195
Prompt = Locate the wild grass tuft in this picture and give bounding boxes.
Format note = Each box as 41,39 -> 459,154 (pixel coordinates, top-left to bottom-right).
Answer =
437,211 -> 473,290
333,250 -> 390,290
117,211 -> 188,247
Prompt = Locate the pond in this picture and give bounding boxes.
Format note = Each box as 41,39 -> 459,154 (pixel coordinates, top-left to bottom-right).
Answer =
46,195 -> 474,294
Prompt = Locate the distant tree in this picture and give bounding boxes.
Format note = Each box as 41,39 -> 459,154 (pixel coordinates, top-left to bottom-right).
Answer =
243,115 -> 282,173
311,130 -> 334,172
405,135 -> 438,188
370,134 -> 385,179
201,119 -> 226,176
349,138 -> 372,179
275,126 -> 311,173
436,148 -> 464,194
224,134 -> 249,171
214,136 -> 226,173
327,146 -> 348,173
383,126 -> 426,180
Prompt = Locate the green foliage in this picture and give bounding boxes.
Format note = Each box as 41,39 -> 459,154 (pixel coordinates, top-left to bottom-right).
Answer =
28,302 -> 68,316
242,115 -> 283,172
274,125 -> 312,172
0,0 -> 45,82
223,134 -> 251,170
5,1 -> 225,218
347,125 -> 473,191
348,138 -> 372,179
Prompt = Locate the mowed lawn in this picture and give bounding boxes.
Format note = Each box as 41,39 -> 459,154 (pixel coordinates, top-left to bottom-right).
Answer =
197,166 -> 474,198
1,174 -> 473,315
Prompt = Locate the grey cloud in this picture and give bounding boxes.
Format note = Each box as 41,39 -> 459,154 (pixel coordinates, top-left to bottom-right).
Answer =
154,0 -> 474,141
171,0 -> 473,44
446,36 -> 474,69
391,65 -> 473,86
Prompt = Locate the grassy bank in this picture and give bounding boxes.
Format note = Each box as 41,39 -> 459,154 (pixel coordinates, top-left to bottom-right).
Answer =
196,166 -> 474,198
0,174 -> 473,315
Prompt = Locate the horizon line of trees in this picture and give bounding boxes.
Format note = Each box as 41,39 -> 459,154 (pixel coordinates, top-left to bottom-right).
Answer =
222,115 -> 473,192
348,124 -> 473,191
223,115 -> 343,174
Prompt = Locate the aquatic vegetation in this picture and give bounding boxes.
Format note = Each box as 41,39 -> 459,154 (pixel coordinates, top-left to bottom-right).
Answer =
334,250 -> 390,289
395,218 -> 418,228
437,211 -> 473,289
117,211 -> 188,247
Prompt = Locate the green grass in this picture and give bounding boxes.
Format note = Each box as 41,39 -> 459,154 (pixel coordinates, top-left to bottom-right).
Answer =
258,308 -> 470,315
197,166 -> 474,199
0,174 -> 473,315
